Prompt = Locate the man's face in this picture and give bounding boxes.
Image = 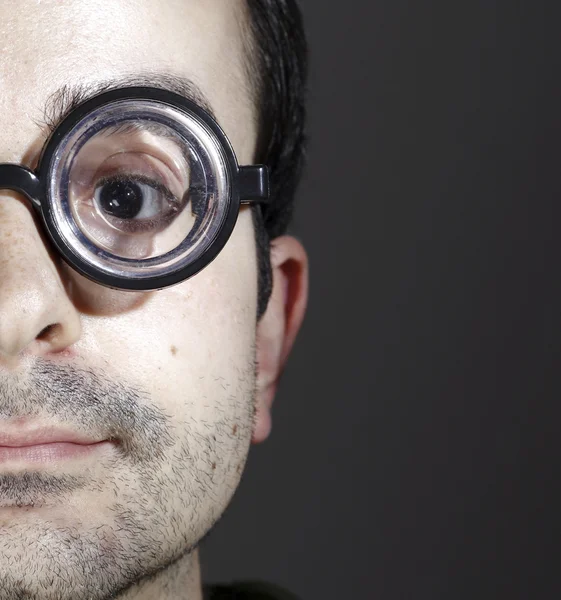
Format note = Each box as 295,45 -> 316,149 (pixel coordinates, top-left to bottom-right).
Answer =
0,1 -> 261,597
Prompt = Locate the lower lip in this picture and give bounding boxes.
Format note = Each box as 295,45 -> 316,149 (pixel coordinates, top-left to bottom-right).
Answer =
0,441 -> 111,464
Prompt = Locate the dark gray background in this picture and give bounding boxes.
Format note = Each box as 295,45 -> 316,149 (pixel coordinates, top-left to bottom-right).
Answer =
202,1 -> 561,598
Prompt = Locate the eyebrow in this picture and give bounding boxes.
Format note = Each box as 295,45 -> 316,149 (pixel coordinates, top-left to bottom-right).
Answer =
41,72 -> 217,136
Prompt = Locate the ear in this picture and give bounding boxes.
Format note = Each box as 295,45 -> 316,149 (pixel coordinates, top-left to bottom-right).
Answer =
252,235 -> 309,444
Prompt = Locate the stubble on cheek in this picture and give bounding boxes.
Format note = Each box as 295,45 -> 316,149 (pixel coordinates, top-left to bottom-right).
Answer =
95,355 -> 258,592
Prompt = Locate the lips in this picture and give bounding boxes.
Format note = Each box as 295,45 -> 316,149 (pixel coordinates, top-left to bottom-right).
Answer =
0,427 -> 104,447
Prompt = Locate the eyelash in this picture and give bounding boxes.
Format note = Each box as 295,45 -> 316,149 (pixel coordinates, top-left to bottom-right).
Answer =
94,173 -> 179,206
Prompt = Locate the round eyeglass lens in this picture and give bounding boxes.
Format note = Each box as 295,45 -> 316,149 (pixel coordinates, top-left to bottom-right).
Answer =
47,100 -> 230,281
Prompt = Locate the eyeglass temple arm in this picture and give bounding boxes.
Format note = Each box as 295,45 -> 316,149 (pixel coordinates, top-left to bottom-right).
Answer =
0,164 -> 42,210
238,165 -> 269,204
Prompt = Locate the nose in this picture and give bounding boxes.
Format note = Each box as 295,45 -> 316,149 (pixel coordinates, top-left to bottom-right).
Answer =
0,190 -> 81,361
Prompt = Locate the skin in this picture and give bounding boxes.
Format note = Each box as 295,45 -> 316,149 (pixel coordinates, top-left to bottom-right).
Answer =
0,1 -> 308,599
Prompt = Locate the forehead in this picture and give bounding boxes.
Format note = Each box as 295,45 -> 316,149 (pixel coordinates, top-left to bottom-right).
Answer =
0,0 -> 256,163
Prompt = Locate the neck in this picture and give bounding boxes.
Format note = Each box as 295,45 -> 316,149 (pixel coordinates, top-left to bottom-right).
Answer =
119,548 -> 203,600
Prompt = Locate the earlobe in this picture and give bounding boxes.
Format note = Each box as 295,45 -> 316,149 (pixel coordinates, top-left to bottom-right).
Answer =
252,235 -> 308,444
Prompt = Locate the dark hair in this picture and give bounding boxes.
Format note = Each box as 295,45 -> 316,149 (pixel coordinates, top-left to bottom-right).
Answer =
243,0 -> 308,319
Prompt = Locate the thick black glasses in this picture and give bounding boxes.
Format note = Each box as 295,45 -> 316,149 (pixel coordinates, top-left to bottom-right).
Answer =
0,87 -> 269,291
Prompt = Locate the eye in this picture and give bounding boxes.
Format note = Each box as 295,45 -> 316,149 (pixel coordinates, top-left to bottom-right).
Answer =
94,175 -> 177,221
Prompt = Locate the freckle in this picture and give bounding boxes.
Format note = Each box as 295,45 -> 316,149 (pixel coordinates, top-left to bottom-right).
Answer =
232,424 -> 238,435
212,462 -> 216,470
170,345 -> 177,356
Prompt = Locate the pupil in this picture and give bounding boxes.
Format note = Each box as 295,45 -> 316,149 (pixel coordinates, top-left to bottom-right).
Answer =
99,179 -> 143,219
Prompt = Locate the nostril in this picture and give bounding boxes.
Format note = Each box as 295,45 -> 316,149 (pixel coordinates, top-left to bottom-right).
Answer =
33,321 -> 77,358
37,323 -> 59,342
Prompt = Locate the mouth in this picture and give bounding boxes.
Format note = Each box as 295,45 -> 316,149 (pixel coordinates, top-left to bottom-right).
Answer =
0,441 -> 113,465
0,425 -> 115,466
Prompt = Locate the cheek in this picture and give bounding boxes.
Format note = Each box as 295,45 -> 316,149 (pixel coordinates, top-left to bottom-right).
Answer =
81,211 -> 258,421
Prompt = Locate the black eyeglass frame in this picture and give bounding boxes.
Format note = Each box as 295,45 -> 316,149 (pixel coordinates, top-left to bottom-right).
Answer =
0,86 -> 270,291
